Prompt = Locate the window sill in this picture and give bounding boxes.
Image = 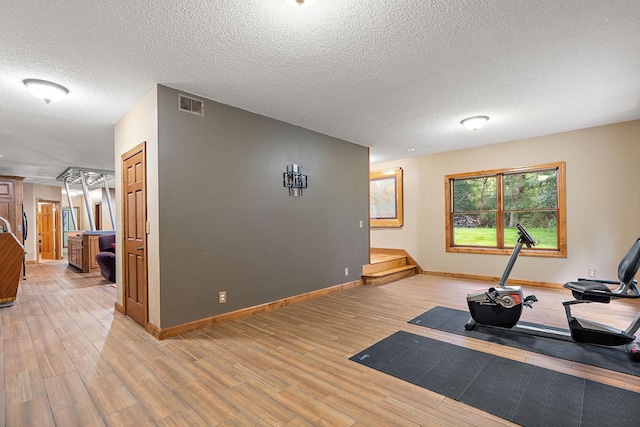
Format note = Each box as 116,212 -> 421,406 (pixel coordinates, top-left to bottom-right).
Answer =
446,246 -> 566,258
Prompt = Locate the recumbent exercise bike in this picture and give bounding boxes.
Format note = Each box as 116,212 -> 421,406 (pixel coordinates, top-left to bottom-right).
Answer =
465,224 -> 640,360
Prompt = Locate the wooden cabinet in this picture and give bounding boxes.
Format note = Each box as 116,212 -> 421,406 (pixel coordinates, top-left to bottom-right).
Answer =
68,233 -> 83,270
67,232 -> 106,273
0,232 -> 24,307
0,176 -> 24,243
89,236 -> 100,271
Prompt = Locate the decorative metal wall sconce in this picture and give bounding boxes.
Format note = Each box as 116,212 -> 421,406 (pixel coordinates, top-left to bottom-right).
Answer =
283,164 -> 308,197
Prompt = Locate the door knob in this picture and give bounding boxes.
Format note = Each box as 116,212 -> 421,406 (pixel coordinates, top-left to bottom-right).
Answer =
135,246 -> 144,250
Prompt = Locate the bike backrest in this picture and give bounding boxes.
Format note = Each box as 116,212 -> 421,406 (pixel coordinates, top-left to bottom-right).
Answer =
618,238 -> 640,285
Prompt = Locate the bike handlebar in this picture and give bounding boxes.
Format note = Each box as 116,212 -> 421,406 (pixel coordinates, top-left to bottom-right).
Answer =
516,224 -> 537,247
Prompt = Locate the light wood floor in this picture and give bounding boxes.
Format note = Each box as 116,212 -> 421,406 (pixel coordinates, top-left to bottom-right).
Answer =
2,261 -> 640,426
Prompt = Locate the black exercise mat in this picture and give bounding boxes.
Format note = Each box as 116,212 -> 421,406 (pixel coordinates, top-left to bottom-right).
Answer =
408,306 -> 640,377
351,331 -> 640,427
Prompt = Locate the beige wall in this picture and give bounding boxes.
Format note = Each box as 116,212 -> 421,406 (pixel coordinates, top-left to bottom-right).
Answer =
114,86 -> 159,323
99,188 -> 116,231
371,120 -> 640,284
79,188 -> 116,231
61,193 -> 84,231
60,187 -> 116,232
23,183 -> 64,262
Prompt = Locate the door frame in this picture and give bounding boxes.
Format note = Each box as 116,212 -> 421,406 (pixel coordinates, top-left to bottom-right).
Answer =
94,202 -> 101,230
36,200 -> 62,261
121,142 -> 149,326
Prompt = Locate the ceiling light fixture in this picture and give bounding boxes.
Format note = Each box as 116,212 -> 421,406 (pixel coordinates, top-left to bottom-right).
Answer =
284,0 -> 318,7
460,115 -> 489,131
23,79 -> 69,104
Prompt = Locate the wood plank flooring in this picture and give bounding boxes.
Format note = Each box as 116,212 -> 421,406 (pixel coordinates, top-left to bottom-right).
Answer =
2,260 -> 640,426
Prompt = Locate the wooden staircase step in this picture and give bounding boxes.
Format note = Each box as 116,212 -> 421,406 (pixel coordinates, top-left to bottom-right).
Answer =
362,248 -> 422,286
362,265 -> 417,286
364,264 -> 417,278
369,253 -> 407,263
362,256 -> 408,275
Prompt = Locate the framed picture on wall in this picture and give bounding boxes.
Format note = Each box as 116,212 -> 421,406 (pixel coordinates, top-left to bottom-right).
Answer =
370,168 -> 403,227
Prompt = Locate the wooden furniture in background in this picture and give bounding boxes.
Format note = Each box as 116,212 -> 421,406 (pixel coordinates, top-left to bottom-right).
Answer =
68,231 -> 111,273
0,176 -> 24,243
0,221 -> 25,307
67,232 -> 82,270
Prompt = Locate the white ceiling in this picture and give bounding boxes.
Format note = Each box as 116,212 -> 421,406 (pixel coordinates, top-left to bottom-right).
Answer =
1,0 -> 639,186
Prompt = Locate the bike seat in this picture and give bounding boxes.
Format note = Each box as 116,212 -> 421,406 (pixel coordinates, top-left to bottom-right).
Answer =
563,281 -> 615,302
564,238 -> 640,302
564,280 -> 640,302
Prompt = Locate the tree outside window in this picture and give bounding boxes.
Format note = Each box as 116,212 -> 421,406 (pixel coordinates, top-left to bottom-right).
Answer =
445,162 -> 566,257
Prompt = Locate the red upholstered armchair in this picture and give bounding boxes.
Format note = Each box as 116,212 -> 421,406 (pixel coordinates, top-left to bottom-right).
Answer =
95,234 -> 116,282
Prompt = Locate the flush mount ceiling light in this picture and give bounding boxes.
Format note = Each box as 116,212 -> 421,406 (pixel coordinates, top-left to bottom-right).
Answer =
23,79 -> 69,104
460,115 -> 489,131
284,0 -> 318,7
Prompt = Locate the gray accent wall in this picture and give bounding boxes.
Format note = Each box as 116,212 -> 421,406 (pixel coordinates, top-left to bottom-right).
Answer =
156,85 -> 369,328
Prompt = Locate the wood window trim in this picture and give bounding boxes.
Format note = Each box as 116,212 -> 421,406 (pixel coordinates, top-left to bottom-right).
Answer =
370,168 -> 404,228
444,162 -> 567,258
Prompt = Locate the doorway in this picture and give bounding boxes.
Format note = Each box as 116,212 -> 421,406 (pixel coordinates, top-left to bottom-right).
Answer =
122,142 -> 148,327
37,201 -> 62,261
94,202 -> 101,230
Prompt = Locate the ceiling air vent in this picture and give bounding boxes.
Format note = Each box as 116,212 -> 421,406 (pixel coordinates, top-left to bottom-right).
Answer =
178,94 -> 204,116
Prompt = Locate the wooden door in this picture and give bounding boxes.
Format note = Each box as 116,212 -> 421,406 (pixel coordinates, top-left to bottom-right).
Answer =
94,203 -> 101,230
41,204 -> 54,259
122,143 -> 148,326
37,211 -> 43,254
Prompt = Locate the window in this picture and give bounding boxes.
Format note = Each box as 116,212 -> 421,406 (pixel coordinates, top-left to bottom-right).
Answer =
445,162 -> 566,257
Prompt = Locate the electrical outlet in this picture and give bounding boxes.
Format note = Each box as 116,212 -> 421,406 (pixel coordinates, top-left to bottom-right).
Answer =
218,291 -> 227,303
588,269 -> 596,279
345,267 -> 349,276
359,220 -> 363,228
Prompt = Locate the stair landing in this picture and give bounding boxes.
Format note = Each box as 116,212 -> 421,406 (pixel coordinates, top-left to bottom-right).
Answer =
362,249 -> 420,286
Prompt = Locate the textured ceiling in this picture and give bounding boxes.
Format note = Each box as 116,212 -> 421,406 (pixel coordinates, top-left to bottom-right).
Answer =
1,0 -> 639,186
